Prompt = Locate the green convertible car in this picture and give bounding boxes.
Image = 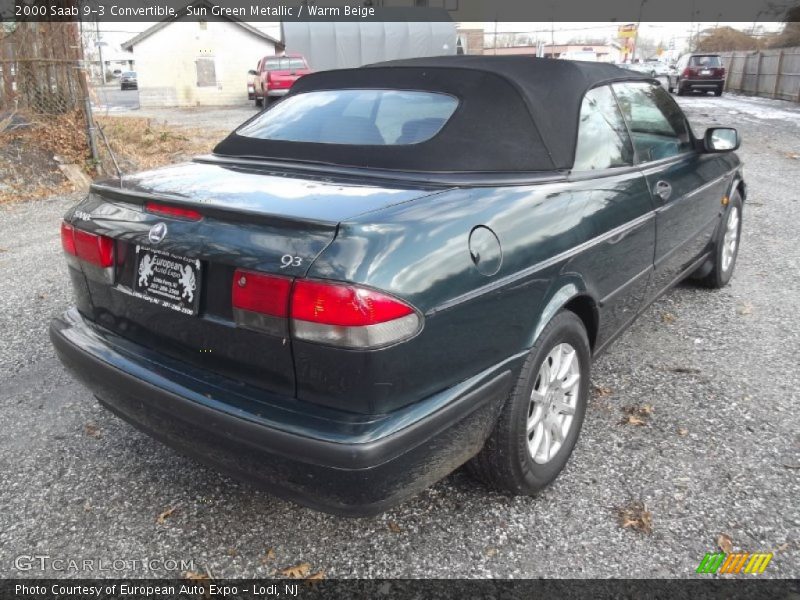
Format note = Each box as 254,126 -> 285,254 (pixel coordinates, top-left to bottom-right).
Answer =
51,56 -> 745,515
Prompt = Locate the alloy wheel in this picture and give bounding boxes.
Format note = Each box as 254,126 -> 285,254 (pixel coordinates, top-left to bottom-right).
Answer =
527,343 -> 581,464
721,205 -> 740,272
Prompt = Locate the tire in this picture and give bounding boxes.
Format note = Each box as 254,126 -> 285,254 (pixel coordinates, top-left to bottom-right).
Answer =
696,192 -> 743,288
255,96 -> 263,108
467,310 -> 591,495
714,86 -> 723,97
677,81 -> 686,96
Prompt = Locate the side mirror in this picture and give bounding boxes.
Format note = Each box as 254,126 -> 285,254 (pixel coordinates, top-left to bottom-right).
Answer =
247,70 -> 258,76
703,127 -> 739,152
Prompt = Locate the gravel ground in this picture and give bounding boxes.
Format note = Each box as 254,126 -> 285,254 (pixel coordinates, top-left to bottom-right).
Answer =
0,94 -> 798,579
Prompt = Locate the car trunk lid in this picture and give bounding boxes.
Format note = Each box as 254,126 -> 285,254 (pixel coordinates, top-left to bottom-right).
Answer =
70,162 -> 437,399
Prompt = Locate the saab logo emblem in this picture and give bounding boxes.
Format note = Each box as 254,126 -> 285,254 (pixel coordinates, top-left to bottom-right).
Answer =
696,552 -> 773,574
148,222 -> 168,244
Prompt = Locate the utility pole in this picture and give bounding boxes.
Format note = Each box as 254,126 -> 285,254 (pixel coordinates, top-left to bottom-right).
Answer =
95,20 -> 105,85
633,0 -> 647,62
78,16 -> 99,165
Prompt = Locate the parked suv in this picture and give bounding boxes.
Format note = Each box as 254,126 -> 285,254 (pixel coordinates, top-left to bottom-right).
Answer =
249,55 -> 311,107
668,54 -> 726,96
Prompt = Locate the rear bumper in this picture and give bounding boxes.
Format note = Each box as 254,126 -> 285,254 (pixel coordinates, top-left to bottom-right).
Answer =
50,308 -> 515,516
266,88 -> 290,97
683,79 -> 724,89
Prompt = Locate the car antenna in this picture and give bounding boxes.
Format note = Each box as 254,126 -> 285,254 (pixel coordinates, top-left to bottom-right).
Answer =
94,119 -> 123,180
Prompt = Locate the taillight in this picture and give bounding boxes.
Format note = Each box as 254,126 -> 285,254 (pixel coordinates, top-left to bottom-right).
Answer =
231,269 -> 292,337
232,269 -> 291,318
291,280 -> 412,326
290,280 -> 419,348
682,68 -> 692,77
61,221 -> 114,268
145,201 -> 202,221
231,271 -> 421,348
61,222 -> 77,256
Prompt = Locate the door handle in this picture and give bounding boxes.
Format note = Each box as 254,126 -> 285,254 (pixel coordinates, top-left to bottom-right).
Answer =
654,180 -> 672,201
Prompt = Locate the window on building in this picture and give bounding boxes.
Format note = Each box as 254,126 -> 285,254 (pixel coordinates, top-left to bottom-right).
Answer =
195,58 -> 216,87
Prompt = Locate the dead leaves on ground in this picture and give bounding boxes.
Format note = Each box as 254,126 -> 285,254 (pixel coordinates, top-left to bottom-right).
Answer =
717,533 -> 734,554
387,521 -> 402,533
278,562 -> 326,583
661,312 -> 677,324
304,570 -> 326,584
618,404 -> 654,426
593,385 -> 613,397
617,501 -> 653,534
280,563 -> 311,579
737,302 -> 754,316
260,548 -> 276,564
84,422 -> 102,438
156,505 -> 177,524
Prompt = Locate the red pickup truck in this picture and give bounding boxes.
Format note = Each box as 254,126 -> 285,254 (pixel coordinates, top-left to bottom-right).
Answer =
248,54 -> 311,107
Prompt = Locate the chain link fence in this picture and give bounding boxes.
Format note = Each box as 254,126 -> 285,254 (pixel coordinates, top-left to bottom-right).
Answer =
0,21 -> 101,188
0,22 -> 91,114
721,47 -> 800,102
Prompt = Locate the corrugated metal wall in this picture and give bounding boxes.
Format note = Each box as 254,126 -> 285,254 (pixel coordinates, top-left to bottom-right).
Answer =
282,21 -> 457,72
721,48 -> 800,102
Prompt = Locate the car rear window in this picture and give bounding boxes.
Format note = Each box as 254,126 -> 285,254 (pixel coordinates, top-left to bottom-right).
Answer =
690,56 -> 722,67
237,89 -> 459,146
264,58 -> 306,71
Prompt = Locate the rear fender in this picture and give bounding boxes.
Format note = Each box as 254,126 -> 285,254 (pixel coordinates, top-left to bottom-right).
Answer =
524,276 -> 593,349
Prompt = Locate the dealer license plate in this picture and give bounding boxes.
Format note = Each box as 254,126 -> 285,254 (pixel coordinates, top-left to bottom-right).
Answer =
132,245 -> 202,315
701,69 -> 711,75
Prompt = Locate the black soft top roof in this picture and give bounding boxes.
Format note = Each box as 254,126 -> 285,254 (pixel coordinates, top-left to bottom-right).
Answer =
213,55 -> 650,174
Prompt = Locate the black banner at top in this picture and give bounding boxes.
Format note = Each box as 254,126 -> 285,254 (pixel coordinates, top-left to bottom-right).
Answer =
1,0 -> 799,22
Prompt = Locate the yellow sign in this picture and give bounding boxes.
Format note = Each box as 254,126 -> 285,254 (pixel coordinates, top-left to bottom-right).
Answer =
618,24 -> 637,39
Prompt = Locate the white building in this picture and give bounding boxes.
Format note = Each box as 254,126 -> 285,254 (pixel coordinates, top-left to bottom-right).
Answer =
122,12 -> 283,107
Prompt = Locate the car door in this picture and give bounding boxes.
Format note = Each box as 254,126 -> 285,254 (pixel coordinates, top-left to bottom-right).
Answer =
612,81 -> 727,297
670,55 -> 686,90
567,84 -> 656,348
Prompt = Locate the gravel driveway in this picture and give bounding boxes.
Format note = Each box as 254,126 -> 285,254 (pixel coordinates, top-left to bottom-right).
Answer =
0,94 -> 798,579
